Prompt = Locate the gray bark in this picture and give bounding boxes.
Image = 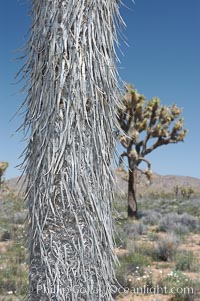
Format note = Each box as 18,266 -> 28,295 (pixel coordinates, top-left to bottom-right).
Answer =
19,0 -> 123,300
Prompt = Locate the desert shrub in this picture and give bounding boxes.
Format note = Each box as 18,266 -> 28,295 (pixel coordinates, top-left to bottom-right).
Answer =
158,213 -> 198,234
0,230 -> 12,241
139,210 -> 162,225
115,251 -> 152,290
158,270 -> 198,301
0,200 -> 14,222
158,213 -> 177,232
123,222 -> 148,238
175,251 -> 199,272
0,267 -> 28,296
173,224 -> 190,236
134,241 -> 155,259
155,233 -> 179,261
115,221 -> 148,247
13,212 -> 26,224
160,203 -> 172,214
114,224 -> 127,248
171,295 -> 197,301
176,198 -> 200,217
133,222 -> 148,235
179,213 -> 199,231
117,252 -> 151,276
0,215 -> 28,297
122,223 -> 138,237
147,232 -> 160,241
0,265 -> 28,295
148,191 -> 174,200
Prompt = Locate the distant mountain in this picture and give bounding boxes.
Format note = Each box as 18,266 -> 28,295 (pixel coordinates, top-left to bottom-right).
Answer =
5,171 -> 200,197
5,176 -> 25,194
115,170 -> 200,197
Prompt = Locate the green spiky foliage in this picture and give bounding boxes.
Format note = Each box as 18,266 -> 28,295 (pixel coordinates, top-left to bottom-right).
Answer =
18,1 -> 124,300
117,84 -> 187,218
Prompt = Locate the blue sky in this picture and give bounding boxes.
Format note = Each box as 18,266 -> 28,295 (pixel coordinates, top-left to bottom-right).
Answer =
0,0 -> 200,179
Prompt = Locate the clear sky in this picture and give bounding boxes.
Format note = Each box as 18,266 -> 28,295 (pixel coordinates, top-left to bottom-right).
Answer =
0,0 -> 200,179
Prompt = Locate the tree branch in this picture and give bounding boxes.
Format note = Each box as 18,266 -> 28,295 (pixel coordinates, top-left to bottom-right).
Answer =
119,151 -> 128,165
143,136 -> 178,156
138,156 -> 151,169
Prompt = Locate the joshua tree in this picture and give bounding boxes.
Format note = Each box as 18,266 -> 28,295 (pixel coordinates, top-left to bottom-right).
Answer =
173,185 -> 179,200
19,1 -> 123,300
0,162 -> 9,186
180,187 -> 194,200
117,84 -> 187,218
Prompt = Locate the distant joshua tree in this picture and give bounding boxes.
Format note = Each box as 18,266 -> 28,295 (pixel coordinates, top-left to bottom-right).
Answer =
0,162 -> 9,186
180,187 -> 194,200
117,84 -> 187,218
19,1 -> 123,300
173,185 -> 179,200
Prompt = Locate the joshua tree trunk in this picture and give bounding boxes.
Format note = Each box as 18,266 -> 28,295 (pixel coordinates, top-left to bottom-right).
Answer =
20,1 -> 122,300
128,168 -> 137,218
127,159 -> 137,218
